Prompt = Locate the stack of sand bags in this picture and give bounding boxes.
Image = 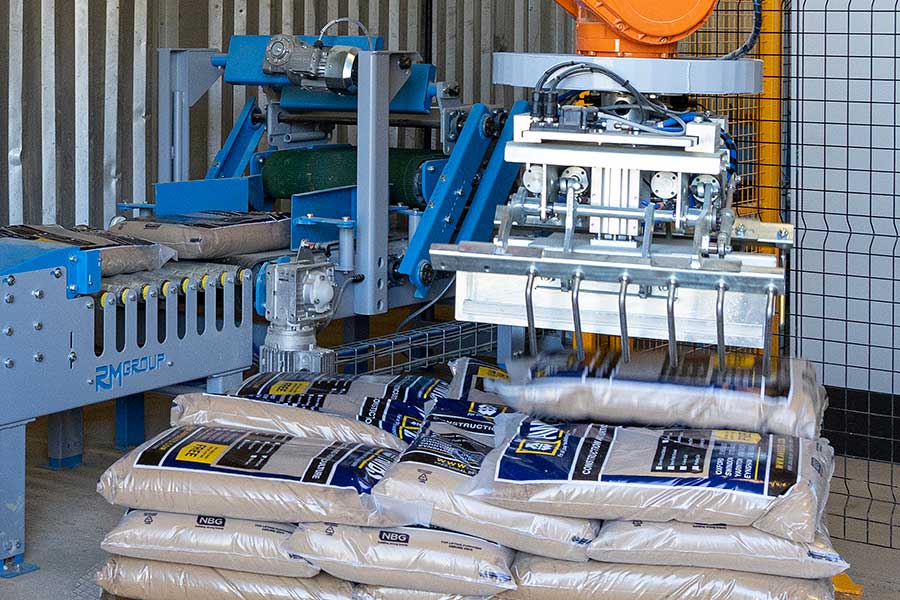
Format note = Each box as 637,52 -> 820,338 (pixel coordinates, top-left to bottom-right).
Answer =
95,372 -> 450,600
454,352 -> 846,600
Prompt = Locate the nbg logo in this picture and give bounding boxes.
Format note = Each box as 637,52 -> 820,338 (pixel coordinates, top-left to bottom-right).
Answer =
96,353 -> 167,392
196,515 -> 226,528
378,531 -> 409,544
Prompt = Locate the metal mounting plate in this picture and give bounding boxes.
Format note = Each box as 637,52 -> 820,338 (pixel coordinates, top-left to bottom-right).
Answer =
493,52 -> 763,95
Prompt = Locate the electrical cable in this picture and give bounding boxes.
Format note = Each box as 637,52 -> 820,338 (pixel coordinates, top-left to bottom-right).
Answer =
395,274 -> 456,332
317,17 -> 374,50
320,273 -> 364,329
720,0 -> 762,60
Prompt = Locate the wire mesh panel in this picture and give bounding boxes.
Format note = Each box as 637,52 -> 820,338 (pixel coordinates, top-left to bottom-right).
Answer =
788,0 -> 900,548
335,321 -> 497,375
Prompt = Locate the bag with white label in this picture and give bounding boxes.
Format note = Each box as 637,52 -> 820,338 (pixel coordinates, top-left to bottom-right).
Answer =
586,520 -> 848,579
353,586 -> 490,600
172,393 -> 410,452
501,554 -> 835,600
283,523 -> 516,596
497,350 -> 827,440
96,556 -> 354,600
467,416 -> 833,543
373,397 -> 600,561
101,509 -> 319,578
97,425 -> 421,527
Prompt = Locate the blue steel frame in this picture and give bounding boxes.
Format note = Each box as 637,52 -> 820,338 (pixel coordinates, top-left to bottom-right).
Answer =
398,103 -> 493,296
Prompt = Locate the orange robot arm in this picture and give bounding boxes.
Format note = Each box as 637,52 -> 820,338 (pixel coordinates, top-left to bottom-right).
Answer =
555,0 -> 719,58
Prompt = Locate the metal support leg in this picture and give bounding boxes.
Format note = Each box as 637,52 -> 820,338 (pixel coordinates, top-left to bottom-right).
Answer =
46,408 -> 83,470
666,279 -> 678,368
618,276 -> 631,363
570,273 -> 584,361
525,270 -> 538,356
762,286 -> 777,378
115,394 -> 145,450
497,326 -> 526,368
0,423 -> 38,577
354,51 -> 391,315
715,282 -> 728,370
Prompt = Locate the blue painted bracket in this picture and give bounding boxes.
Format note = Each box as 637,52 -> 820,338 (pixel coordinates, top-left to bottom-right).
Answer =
154,175 -> 264,216
206,97 -> 265,180
280,64 -> 437,114
0,239 -> 100,297
217,35 -> 386,88
455,100 -> 530,243
419,158 -> 448,202
398,104 -> 493,297
290,186 -> 357,248
0,555 -> 39,579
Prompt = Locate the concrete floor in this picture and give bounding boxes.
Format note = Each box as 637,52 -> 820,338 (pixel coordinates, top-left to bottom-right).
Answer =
2,396 -> 900,600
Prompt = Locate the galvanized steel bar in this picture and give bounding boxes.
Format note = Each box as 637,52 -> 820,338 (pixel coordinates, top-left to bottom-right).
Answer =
132,0 -> 149,205
41,0 -> 57,224
74,0 -> 90,225
7,0 -> 25,225
716,282 -> 727,370
208,0 -> 224,164
102,0 -> 121,228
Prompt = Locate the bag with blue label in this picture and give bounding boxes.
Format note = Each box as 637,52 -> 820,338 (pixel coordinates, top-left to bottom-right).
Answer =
373,396 -> 600,561
283,522 -> 516,596
172,373 -> 446,452
502,553 -> 835,600
101,509 -> 319,578
586,520 -> 848,580
96,556 -> 354,600
97,425 -> 424,527
496,350 -> 827,440
466,416 -> 833,543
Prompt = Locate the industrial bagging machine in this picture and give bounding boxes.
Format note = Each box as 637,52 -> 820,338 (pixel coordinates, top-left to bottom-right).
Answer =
0,23 -> 517,575
431,0 -> 793,372
2,0 -> 792,576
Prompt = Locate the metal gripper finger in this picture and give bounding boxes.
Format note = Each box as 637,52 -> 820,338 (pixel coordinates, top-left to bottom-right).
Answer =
618,275 -> 631,363
762,285 -> 777,378
716,282 -> 728,370
570,273 -> 584,361
667,278 -> 678,368
525,270 -> 538,356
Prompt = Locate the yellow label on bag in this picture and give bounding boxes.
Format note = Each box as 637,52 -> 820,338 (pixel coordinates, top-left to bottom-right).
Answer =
176,442 -> 229,464
477,366 -> 509,381
268,381 -> 312,395
713,430 -> 762,444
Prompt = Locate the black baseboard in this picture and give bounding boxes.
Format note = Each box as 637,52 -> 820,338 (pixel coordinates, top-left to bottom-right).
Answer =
822,385 -> 900,463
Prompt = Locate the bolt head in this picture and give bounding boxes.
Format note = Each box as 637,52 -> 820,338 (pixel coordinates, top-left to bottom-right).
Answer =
68,352 -> 77,362
34,353 -> 44,363
4,275 -> 15,286
33,322 -> 43,331
32,289 -> 44,299
52,268 -> 62,279
85,301 -> 94,310
3,294 -> 13,304
4,359 -> 14,368
167,361 -> 174,367
2,327 -> 12,336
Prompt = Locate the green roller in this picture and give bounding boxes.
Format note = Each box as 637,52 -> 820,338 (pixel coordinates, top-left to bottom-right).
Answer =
261,147 -> 447,209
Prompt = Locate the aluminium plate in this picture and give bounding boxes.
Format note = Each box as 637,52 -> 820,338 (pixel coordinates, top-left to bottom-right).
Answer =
430,241 -> 785,294
493,53 -> 763,95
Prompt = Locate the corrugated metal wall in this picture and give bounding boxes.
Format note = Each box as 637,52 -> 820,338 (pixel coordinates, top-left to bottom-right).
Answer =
0,0 -> 574,228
